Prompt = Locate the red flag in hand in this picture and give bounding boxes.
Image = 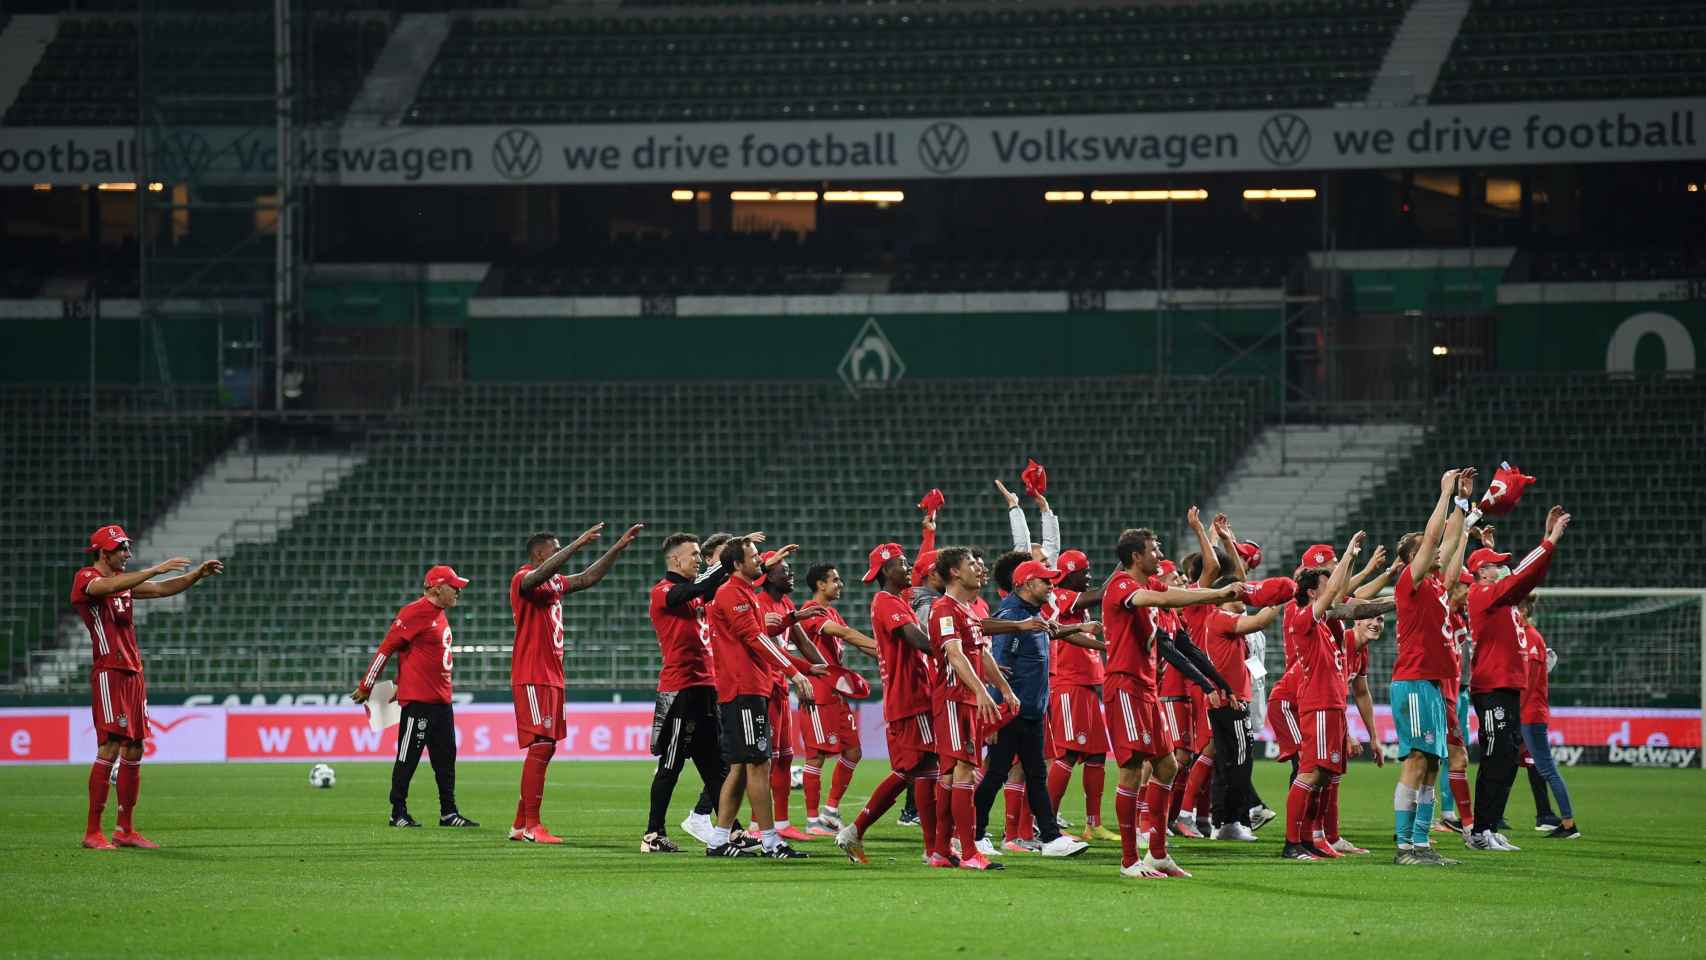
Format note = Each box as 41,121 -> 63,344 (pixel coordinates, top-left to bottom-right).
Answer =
1021,458 -> 1048,498
917,488 -> 945,515
1478,461 -> 1536,516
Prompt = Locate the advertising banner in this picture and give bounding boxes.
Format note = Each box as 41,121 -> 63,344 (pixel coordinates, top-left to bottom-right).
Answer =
2,97 -> 1700,186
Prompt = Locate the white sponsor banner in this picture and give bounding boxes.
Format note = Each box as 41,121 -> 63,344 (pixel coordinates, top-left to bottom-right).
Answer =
1,97 -> 1700,186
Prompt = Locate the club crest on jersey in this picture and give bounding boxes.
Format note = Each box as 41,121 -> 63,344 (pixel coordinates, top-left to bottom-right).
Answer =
756,735 -> 770,753
828,735 -> 838,745
1423,732 -> 1434,743
543,717 -> 553,730
1141,731 -> 1152,745
1076,733 -> 1087,745
1331,751 -> 1342,764
116,712 -> 128,727
1494,706 -> 1505,721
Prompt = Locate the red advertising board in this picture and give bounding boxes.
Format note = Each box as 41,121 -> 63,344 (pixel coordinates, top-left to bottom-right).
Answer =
224,704 -> 656,762
0,710 -> 71,764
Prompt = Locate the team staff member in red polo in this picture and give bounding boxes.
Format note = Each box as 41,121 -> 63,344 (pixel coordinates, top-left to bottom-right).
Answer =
73,524 -> 223,850
352,565 -> 478,829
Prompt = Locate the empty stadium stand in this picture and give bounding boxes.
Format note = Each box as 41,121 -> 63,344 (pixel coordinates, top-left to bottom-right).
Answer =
89,377 -> 1266,693
1434,0 -> 1706,103
404,0 -> 1408,125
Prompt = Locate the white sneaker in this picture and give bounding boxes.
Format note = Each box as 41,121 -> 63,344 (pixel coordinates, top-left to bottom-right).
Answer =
1490,832 -> 1522,851
975,837 -> 1002,857
1214,823 -> 1258,842
833,824 -> 867,864
1249,806 -> 1278,831
819,806 -> 844,829
1330,836 -> 1370,855
1055,815 -> 1073,831
1142,853 -> 1192,877
1040,835 -> 1089,858
1120,860 -> 1167,879
680,812 -> 715,846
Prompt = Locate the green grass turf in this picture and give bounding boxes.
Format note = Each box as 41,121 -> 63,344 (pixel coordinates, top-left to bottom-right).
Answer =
2,760 -> 1703,958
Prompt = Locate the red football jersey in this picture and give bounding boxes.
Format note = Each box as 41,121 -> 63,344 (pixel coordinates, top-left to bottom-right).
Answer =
802,603 -> 850,703
649,576 -> 715,693
1046,587 -> 1103,686
1269,658 -> 1300,703
709,576 -> 793,702
71,566 -> 142,673
1392,571 -> 1456,682
1201,608 -> 1253,700
1159,603 -> 1208,697
1289,602 -> 1347,712
928,594 -> 987,705
1101,571 -> 1160,693
872,589 -> 934,721
1469,542 -> 1557,691
510,565 -> 567,688
1520,617 -> 1550,725
756,591 -> 802,691
359,596 -> 454,704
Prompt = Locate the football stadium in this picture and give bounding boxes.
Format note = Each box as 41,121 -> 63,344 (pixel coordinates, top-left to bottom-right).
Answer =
1,0 -> 1703,956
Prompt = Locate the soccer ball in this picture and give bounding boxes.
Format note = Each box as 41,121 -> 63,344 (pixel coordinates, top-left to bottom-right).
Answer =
308,763 -> 336,789
789,763 -> 803,790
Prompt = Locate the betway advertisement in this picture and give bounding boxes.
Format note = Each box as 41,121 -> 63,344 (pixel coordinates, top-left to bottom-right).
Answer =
1,97 -> 1700,186
0,703 -> 1698,767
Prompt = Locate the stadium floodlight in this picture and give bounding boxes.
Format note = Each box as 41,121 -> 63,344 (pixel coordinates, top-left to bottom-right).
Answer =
1089,189 -> 1207,202
823,190 -> 904,203
728,190 -> 818,202
1044,190 -> 1085,202
1243,188 -> 1318,200
670,189 -> 695,201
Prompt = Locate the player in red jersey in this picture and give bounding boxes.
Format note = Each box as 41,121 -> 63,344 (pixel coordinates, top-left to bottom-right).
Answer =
1517,597 -> 1578,838
927,546 -> 1017,871
705,537 -> 819,859
1041,546 -> 1113,842
1323,613 -> 1387,856
352,565 -> 477,829
1436,565 -> 1476,835
751,553 -> 829,841
796,562 -> 879,837
836,543 -> 944,865
1390,468 -> 1476,865
1101,527 -> 1240,879
71,524 -> 223,850
508,522 -> 644,845
1279,532 -> 1365,862
1466,504 -> 1569,851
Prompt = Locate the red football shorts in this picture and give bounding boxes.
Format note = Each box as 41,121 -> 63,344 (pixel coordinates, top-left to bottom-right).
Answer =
1189,687 -> 1213,753
91,668 -> 148,742
933,699 -> 982,766
1268,695 -> 1303,761
886,712 -> 937,772
1048,684 -> 1110,756
799,697 -> 858,755
1160,697 -> 1196,752
513,683 -> 565,748
1298,707 -> 1349,774
768,684 -> 794,759
1442,677 -> 1465,748
1104,680 -> 1171,766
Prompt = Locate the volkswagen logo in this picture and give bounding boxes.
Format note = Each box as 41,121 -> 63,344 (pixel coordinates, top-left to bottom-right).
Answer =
155,130 -> 214,178
917,121 -> 970,175
492,128 -> 543,180
1258,113 -> 1311,167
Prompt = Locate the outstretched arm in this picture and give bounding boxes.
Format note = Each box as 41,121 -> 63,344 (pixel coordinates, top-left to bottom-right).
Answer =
1233,604 -> 1283,635
1312,532 -> 1365,620
1325,596 -> 1397,621
521,523 -> 605,591
1213,515 -> 1247,581
820,619 -> 878,657
562,524 -> 646,594
1188,506 -> 1218,587
86,556 -> 191,598
132,560 -> 224,600
1408,470 -> 1460,588
1128,584 -> 1239,610
1345,544 -> 1389,598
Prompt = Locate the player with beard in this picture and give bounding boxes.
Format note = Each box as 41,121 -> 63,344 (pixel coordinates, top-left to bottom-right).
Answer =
796,562 -> 879,837
1101,527 -> 1240,878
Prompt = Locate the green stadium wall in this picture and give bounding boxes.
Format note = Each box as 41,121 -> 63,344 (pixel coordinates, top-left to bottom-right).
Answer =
1495,297 -> 1705,372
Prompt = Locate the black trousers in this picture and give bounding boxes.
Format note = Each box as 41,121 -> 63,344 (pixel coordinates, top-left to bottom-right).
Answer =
390,701 -> 457,816
1207,705 -> 1256,826
972,715 -> 1060,843
647,686 -> 724,834
1471,688 -> 1523,832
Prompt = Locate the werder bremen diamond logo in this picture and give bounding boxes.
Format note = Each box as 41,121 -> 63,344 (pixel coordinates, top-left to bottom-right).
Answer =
917,121 -> 970,175
838,317 -> 906,393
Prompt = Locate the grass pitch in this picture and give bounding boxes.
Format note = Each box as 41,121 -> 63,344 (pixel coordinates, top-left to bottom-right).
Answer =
2,760 -> 1703,959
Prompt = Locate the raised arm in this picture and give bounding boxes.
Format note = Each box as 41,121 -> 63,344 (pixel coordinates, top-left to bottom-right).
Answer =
85,556 -> 191,598
131,560 -> 224,600
1312,531 -> 1365,620
1233,604 -> 1283,635
1344,544 -> 1389,598
563,524 -> 646,594
1324,596 -> 1398,621
1037,495 -> 1060,565
911,514 -> 937,588
1491,508 -> 1568,608
1353,554 -> 1401,600
996,479 -> 1034,555
521,523 -> 605,591
1408,470 -> 1460,588
1437,479 -> 1475,591
1129,583 -> 1240,611
1212,515 -> 1247,581
1188,506 -> 1219,587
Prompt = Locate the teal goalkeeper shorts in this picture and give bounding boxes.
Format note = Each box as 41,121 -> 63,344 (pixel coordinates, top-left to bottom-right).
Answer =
1456,689 -> 1472,746
1391,679 -> 1449,759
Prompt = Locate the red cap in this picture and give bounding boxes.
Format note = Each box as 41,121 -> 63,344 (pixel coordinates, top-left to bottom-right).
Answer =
1241,576 -> 1297,608
86,524 -> 131,553
1056,549 -> 1088,574
862,542 -> 904,583
915,549 -> 940,579
1011,560 -> 1062,588
1158,559 -> 1178,577
1459,570 -> 1475,586
1300,544 -> 1336,569
830,665 -> 873,700
1235,540 -> 1262,568
424,565 -> 469,589
1466,548 -> 1512,576
917,488 -> 945,514
759,550 -> 780,567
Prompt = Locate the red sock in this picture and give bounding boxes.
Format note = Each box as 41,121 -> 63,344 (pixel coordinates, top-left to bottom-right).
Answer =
1144,779 -> 1173,859
1284,777 -> 1314,844
1167,765 -> 1188,823
802,764 -> 822,819
1305,783 -> 1327,840
1137,798 -> 1151,837
521,741 -> 554,827
1324,776 -> 1342,842
513,795 -> 526,830
1047,758 -> 1073,814
1083,759 -> 1105,825
952,782 -> 978,857
116,757 -> 140,831
1448,770 -> 1474,828
87,758 -> 114,834
829,755 -> 857,808
853,771 -> 908,836
1193,758 -> 1213,814
1181,754 -> 1214,816
771,753 -> 791,822
916,772 -> 940,856
934,780 -> 955,856
1002,782 -> 1023,841
1115,786 -> 1139,868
